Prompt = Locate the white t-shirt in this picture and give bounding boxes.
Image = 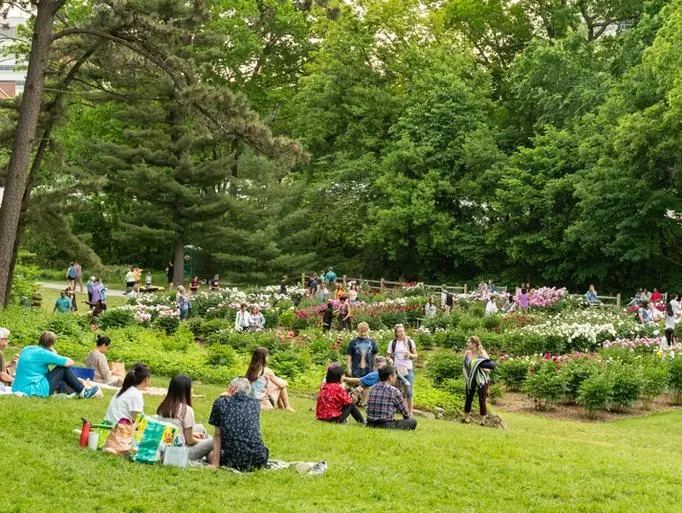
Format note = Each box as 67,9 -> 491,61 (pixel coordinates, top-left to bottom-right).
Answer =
486,300 -> 498,315
390,338 -> 414,371
159,404 -> 195,431
105,386 -> 144,424
672,300 -> 681,317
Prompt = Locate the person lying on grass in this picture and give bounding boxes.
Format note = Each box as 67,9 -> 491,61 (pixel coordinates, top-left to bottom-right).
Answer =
105,363 -> 151,424
245,347 -> 295,412
12,331 -> 99,399
157,374 -> 213,462
316,363 -> 364,425
342,356 -> 410,407
85,335 -> 123,387
365,365 -> 417,431
210,377 -> 269,472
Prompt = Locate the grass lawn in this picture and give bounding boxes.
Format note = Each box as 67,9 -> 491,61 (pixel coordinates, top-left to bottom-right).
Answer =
36,287 -> 127,313
2,381 -> 682,513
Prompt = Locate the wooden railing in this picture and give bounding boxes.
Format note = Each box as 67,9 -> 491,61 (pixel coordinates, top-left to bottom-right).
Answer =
300,273 -> 467,294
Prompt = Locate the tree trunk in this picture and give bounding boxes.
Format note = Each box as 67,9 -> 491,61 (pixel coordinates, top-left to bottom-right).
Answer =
0,2 -> 61,306
173,236 -> 185,287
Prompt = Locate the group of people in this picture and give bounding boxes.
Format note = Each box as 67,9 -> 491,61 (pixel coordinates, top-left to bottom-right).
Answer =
234,304 -> 266,331
58,263 -> 109,315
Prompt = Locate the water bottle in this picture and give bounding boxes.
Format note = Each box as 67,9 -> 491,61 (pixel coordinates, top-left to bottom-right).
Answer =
79,418 -> 91,448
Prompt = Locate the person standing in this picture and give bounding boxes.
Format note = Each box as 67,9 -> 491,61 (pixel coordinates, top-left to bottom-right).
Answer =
74,262 -> 83,293
190,276 -> 200,294
322,302 -> 334,331
280,275 -> 288,295
664,298 -> 677,349
86,276 -> 95,304
325,268 -> 337,285
462,336 -> 496,426
345,322 -> 378,378
210,275 -> 220,290
308,274 -> 318,297
124,266 -> 136,293
365,365 -> 417,430
166,262 -> 174,287
318,283 -> 329,304
53,290 -> 73,313
387,324 -> 417,415
176,286 -> 190,320
145,272 -> 152,288
518,287 -> 530,312
338,296 -> 352,330
66,262 -> 77,289
424,297 -> 437,318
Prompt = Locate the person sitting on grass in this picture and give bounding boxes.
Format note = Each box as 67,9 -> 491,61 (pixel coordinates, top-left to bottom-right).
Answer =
0,327 -> 17,387
12,331 -> 99,399
638,301 -> 655,325
53,290 -> 73,313
104,363 -> 151,424
85,335 -> 123,386
157,375 -> 213,461
365,365 -> 417,430
316,363 -> 364,425
585,284 -> 600,307
343,356 -> 411,406
345,322 -> 378,378
462,336 -> 496,426
249,306 -> 265,331
235,303 -> 251,331
210,377 -> 269,472
245,347 -> 295,412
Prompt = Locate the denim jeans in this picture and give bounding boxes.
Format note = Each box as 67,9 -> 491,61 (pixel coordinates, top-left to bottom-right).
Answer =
47,366 -> 84,395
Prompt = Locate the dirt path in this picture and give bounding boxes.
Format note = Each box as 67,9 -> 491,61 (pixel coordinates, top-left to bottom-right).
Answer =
39,281 -> 126,297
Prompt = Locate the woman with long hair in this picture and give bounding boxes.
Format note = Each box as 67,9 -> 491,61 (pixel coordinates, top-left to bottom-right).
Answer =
104,363 -> 151,424
322,302 -> 334,331
338,296 -> 352,330
245,347 -> 295,412
462,337 -> 496,426
387,324 -> 417,415
665,296 -> 678,349
157,375 -> 213,461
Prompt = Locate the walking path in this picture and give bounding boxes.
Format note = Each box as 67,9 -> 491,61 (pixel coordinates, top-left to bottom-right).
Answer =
39,281 -> 126,297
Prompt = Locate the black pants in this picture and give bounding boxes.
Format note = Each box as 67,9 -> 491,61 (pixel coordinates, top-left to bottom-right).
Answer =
327,404 -> 364,424
367,417 -> 417,430
47,366 -> 84,395
665,328 -> 675,346
464,383 -> 489,416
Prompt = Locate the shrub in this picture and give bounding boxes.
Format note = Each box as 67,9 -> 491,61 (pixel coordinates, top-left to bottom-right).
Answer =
427,350 -> 462,385
279,310 -> 295,329
458,315 -> 480,332
46,314 -> 83,337
523,361 -> 564,410
578,373 -> 612,419
488,382 -> 505,404
269,349 -> 310,380
609,366 -> 642,413
559,358 -> 597,405
155,314 -> 180,335
667,357 -> 682,405
206,345 -> 237,367
498,359 -> 530,392
187,318 -> 228,338
97,308 -> 135,330
482,315 -> 501,332
641,364 -> 668,410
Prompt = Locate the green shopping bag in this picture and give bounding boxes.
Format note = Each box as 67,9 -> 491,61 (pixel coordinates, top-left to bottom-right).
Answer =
132,416 -> 179,464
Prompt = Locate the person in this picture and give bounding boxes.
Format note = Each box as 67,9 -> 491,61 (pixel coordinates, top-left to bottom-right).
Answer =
308,274 -> 318,297
279,275 -> 288,295
316,364 -> 364,424
85,335 -> 123,386
245,347 -> 295,412
485,297 -> 498,316
487,279 -> 495,293
517,288 -> 530,313
12,331 -> 99,398
235,303 -> 251,331
124,266 -> 136,293
334,283 -> 346,300
344,356 -> 410,407
86,276 -> 96,304
650,288 -> 663,306
325,267 -> 337,285
209,377 -> 269,472
157,375 -> 213,461
424,297 -> 437,318
477,281 -> 487,294
345,322 -> 378,378
322,302 -> 334,331
0,328 -> 17,387
387,324 -> 417,414
166,262 -> 174,286
90,278 -> 106,307
462,336 -> 496,425
664,298 -> 677,348
671,293 -> 682,319
210,275 -> 220,290
638,301 -> 655,325
502,293 -> 516,313
348,282 -> 359,304
133,267 -> 142,290
648,300 -> 664,322
365,365 -> 416,430
53,290 -> 73,313
145,272 -> 152,288
190,276 -> 200,294
176,286 -> 190,320
66,262 -> 77,288
74,262 -> 83,293
249,306 -> 265,331
585,284 -> 600,306
66,288 -> 78,312
318,283 -> 329,304
338,296 -> 352,330
104,363 -> 151,424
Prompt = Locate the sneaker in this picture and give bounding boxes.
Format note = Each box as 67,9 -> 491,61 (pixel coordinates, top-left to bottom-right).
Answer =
81,386 -> 99,399
308,460 -> 327,475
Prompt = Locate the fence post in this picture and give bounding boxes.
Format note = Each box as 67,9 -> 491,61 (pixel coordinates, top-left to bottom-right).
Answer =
463,283 -> 468,294
301,272 -> 305,288
616,293 -> 621,308
380,278 -> 385,293
343,275 -> 347,287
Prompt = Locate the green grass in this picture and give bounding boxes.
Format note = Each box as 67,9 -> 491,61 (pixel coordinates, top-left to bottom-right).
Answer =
2,382 -> 682,512
36,287 -> 127,313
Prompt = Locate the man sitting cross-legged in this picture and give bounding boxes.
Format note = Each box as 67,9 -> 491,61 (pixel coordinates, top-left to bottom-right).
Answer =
343,356 -> 410,407
365,364 -> 417,430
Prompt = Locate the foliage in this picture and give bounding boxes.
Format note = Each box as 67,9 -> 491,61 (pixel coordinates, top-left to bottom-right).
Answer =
427,350 -> 463,385
498,358 -> 530,392
523,361 -> 565,410
609,366 -> 643,413
578,374 -> 613,419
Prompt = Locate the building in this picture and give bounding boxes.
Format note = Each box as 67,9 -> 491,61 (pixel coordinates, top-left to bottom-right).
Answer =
0,16 -> 29,98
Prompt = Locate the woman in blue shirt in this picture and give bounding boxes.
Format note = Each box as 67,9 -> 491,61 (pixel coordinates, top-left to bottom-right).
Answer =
13,331 -> 99,398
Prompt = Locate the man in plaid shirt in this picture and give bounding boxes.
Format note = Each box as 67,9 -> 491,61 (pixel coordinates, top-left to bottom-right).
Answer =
366,365 -> 417,430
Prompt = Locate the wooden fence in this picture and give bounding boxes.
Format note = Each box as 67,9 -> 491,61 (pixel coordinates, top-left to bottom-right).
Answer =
300,273 -> 467,294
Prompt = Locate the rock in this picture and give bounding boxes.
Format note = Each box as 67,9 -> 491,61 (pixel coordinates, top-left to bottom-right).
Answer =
434,407 -> 445,420
412,409 -> 435,419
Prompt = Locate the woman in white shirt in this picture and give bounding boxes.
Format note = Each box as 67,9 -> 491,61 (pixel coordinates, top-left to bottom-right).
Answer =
485,298 -> 498,316
387,324 -> 418,415
235,303 -> 251,331
249,306 -> 265,331
157,375 -> 213,461
664,297 -> 679,348
105,363 -> 151,424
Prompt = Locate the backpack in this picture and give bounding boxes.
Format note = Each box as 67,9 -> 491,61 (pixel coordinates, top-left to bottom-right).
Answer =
390,338 -> 415,356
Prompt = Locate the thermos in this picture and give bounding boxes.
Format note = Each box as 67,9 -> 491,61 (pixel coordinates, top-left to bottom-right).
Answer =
79,418 -> 91,448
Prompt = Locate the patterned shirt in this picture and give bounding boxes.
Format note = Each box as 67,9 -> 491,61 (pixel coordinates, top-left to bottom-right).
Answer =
209,394 -> 268,471
316,382 -> 352,420
366,381 -> 409,422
